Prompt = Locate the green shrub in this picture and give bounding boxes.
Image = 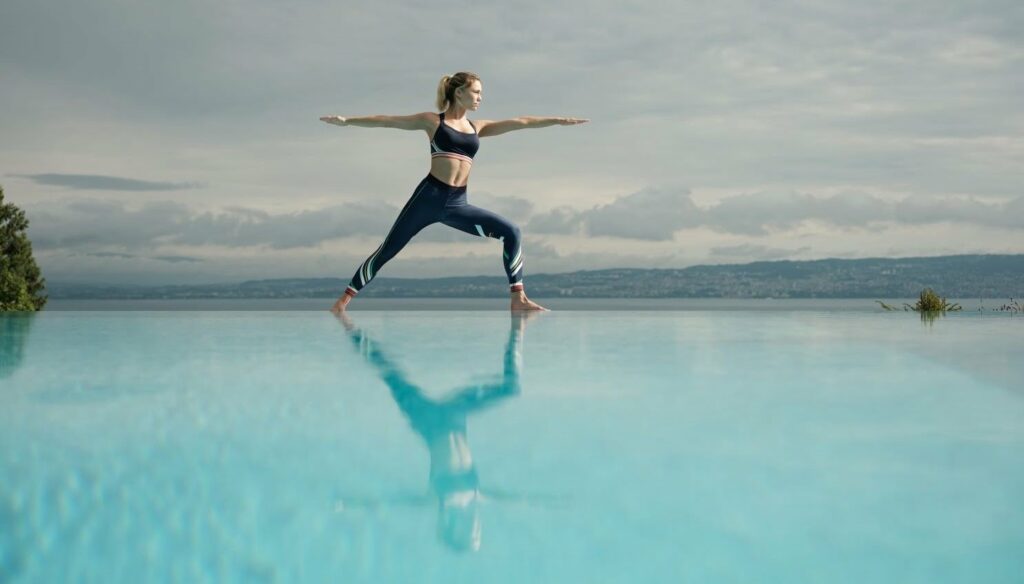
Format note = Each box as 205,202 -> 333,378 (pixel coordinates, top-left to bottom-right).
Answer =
875,288 -> 962,313
907,288 -> 961,312
0,184 -> 47,312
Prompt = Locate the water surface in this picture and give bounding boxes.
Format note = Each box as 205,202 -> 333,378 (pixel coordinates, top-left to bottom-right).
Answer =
1,310 -> 1021,583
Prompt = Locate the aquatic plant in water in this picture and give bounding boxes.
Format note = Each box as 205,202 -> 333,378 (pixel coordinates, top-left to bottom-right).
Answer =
875,288 -> 962,313
997,298 -> 1021,314
909,288 -> 961,312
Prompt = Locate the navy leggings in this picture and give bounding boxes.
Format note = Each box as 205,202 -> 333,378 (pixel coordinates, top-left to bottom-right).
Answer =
346,173 -> 524,296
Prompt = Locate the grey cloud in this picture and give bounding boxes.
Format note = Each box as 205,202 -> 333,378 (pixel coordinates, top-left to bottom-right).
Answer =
709,244 -> 812,260
703,191 -> 811,236
528,187 -> 700,241
25,187 -> 1024,260
82,252 -> 204,263
0,1 -> 254,116
706,191 -> 1024,235
221,206 -> 272,220
86,252 -> 136,259
7,0 -> 1022,290
538,186 -> 1024,240
152,255 -> 204,263
0,1 -> 562,118
181,193 -> 536,248
25,193 -> 543,253
586,186 -> 701,240
526,207 -> 584,235
29,200 -> 191,250
27,198 -> 403,251
13,173 -> 200,191
3,0 -> 1022,202
893,195 -> 1024,230
703,190 -> 891,235
173,202 -> 396,249
67,200 -> 126,214
523,238 -> 560,259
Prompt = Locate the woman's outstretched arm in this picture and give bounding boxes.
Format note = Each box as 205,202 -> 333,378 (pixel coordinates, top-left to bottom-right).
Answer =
320,112 -> 434,131
476,116 -> 589,138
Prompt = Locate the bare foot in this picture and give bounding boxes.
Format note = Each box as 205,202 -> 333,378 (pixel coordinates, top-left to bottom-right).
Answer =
511,292 -> 548,312
329,293 -> 352,314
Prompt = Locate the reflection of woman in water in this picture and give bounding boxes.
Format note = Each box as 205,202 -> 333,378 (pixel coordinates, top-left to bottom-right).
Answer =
335,312 -> 535,552
322,71 -> 588,313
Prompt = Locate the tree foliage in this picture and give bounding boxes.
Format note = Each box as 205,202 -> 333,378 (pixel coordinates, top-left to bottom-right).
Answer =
0,184 -> 47,311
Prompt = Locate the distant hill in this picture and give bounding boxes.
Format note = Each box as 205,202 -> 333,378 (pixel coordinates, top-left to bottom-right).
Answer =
44,254 -> 1024,299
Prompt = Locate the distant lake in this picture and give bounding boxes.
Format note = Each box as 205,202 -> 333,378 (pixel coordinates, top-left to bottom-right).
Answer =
42,297 -> 1001,311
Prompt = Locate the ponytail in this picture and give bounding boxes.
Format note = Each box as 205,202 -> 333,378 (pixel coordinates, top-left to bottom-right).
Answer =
435,75 -> 452,111
435,71 -> 480,111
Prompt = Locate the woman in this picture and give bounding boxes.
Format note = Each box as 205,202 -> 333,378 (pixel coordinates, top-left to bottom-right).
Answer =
321,71 -> 588,312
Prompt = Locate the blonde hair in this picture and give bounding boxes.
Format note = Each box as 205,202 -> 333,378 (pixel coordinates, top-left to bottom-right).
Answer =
436,72 -> 481,112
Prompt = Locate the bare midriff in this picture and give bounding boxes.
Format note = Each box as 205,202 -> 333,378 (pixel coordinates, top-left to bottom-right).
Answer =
425,119 -> 474,188
429,157 -> 472,188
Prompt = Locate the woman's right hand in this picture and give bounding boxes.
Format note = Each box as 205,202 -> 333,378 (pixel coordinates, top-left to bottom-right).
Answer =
320,115 -> 347,126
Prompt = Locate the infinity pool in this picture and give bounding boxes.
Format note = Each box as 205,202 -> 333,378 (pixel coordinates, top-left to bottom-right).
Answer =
1,310 -> 1022,583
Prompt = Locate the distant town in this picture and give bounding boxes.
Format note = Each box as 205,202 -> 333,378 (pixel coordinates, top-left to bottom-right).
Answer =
45,254 -> 1024,300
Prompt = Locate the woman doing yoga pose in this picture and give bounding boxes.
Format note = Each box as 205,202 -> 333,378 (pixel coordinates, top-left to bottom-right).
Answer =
322,71 -> 588,312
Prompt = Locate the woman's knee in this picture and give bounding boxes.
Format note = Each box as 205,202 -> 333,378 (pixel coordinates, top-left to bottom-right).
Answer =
504,221 -> 521,242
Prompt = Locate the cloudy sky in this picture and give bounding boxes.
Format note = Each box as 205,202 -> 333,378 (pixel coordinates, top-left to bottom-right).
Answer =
2,0 -> 1022,286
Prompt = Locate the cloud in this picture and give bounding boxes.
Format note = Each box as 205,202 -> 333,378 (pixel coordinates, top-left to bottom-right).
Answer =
5,0 -> 1022,288
24,187 -> 1024,263
703,190 -> 892,235
704,191 -> 1024,235
24,195 -> 533,252
173,202 -> 396,249
83,252 -> 204,263
12,173 -> 201,191
586,186 -> 702,240
532,186 -> 1024,240
28,200 -> 192,250
893,195 -> 1024,230
152,255 -> 204,263
26,198 -> 394,251
709,244 -> 811,260
3,0 -> 1022,203
935,35 -> 1024,67
526,206 -> 584,236
528,186 -> 700,240
523,238 -> 560,259
85,252 -> 136,259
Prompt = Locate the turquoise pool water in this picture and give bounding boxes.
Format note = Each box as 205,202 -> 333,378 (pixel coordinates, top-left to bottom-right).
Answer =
1,310 -> 1022,583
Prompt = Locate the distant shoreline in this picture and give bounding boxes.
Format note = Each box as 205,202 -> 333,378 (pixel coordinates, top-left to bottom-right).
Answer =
36,297 -> 1010,312
42,254 -> 1024,300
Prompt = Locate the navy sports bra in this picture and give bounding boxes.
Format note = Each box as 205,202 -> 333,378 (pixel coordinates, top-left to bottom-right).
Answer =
430,112 -> 479,164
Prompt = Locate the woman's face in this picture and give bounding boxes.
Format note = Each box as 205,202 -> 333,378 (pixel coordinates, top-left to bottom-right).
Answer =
457,80 -> 482,111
